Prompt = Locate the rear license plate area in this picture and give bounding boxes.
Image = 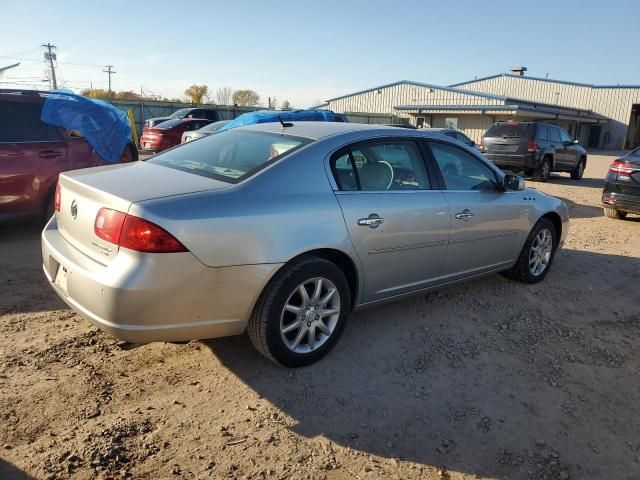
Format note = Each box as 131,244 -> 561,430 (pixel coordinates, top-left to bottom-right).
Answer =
52,258 -> 68,294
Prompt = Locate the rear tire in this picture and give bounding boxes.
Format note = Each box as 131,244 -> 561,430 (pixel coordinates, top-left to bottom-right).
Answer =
247,256 -> 351,367
533,157 -> 552,182
570,157 -> 586,180
504,218 -> 557,284
604,207 -> 627,220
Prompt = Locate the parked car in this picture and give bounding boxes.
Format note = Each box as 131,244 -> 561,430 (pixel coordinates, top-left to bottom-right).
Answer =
144,107 -> 219,128
481,121 -> 587,182
385,124 -> 417,129
602,146 -> 640,219
181,120 -> 230,144
140,118 -> 213,152
43,122 -> 568,367
428,128 -> 479,150
217,109 -> 348,132
0,89 -> 137,223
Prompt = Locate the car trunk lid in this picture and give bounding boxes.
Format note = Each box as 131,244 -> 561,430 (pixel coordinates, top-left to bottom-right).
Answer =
56,161 -> 230,264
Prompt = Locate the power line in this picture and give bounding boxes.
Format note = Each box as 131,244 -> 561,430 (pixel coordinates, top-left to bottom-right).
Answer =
103,65 -> 115,101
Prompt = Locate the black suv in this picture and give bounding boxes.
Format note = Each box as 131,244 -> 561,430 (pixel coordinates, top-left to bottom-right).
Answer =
481,121 -> 587,182
602,147 -> 640,220
144,107 -> 219,128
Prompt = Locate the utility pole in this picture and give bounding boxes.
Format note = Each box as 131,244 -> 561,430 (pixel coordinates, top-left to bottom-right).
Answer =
103,65 -> 115,101
42,43 -> 57,89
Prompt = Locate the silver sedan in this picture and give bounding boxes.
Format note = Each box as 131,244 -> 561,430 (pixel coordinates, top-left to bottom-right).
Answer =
180,120 -> 230,144
42,122 -> 568,367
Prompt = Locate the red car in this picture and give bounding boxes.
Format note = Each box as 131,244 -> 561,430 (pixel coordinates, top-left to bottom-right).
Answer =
0,90 -> 137,223
140,118 -> 213,153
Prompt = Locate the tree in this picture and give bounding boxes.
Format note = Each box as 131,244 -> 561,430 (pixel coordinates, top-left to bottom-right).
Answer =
281,100 -> 292,111
184,85 -> 208,104
215,87 -> 233,105
80,88 -> 110,99
232,89 -> 260,107
114,90 -> 141,100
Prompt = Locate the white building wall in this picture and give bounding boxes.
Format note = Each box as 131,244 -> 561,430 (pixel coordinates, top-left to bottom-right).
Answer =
326,82 -> 504,117
456,75 -> 640,148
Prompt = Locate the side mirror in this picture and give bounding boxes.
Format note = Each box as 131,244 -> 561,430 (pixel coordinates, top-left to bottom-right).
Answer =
504,174 -> 525,191
573,139 -> 579,144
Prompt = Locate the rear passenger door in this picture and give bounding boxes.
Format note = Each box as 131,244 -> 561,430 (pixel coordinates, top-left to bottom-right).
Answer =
425,140 -> 527,278
331,139 -> 450,302
0,100 -> 69,215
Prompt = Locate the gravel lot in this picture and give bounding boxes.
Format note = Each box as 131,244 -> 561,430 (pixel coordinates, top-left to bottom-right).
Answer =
1,153 -> 639,480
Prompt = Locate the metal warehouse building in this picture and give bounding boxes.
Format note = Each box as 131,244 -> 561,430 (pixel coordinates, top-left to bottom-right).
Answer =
321,69 -> 640,149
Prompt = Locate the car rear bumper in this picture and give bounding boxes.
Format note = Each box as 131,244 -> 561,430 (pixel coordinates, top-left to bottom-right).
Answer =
41,217 -> 282,343
484,153 -> 539,170
602,190 -> 640,214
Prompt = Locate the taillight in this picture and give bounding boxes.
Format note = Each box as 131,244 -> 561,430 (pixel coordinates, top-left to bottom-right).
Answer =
609,159 -> 638,175
94,208 -> 187,253
479,138 -> 485,152
527,140 -> 539,153
95,208 -> 126,244
54,182 -> 61,212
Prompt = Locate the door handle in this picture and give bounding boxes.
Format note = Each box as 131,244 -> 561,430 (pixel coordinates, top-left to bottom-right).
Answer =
357,214 -> 384,228
39,150 -> 62,159
455,209 -> 474,220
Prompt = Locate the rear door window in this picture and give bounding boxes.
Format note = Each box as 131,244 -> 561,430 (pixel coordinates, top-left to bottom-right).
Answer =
537,126 -> 549,141
549,128 -> 561,142
0,101 -> 61,143
331,140 -> 430,191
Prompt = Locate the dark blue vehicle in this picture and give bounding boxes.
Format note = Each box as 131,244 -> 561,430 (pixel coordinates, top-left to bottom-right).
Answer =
219,109 -> 347,132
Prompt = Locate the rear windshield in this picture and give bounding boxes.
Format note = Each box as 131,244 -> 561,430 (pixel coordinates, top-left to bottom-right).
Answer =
148,130 -> 312,183
485,123 -> 535,139
627,147 -> 640,159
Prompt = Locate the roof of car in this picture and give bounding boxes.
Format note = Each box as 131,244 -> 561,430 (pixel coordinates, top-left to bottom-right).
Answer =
238,121 -> 404,140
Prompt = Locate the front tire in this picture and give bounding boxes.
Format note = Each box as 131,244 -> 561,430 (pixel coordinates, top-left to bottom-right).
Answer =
247,256 -> 351,367
570,157 -> 586,180
504,218 -> 557,284
604,207 -> 627,220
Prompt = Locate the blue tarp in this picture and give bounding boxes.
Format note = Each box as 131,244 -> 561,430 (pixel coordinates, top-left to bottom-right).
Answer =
218,109 -> 345,132
41,90 -> 131,163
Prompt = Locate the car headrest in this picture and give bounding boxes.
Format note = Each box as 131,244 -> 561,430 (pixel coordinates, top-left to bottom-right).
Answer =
359,161 -> 393,190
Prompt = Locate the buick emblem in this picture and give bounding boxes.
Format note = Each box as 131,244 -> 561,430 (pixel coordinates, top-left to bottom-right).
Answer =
70,199 -> 78,220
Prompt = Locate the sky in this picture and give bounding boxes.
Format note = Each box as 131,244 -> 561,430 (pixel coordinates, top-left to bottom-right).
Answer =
1,0 -> 639,108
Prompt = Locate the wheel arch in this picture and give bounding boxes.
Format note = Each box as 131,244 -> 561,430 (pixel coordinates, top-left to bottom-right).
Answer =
259,248 -> 361,313
540,211 -> 562,245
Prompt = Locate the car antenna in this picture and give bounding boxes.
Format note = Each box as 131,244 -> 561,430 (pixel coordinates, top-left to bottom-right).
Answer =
278,116 -> 293,128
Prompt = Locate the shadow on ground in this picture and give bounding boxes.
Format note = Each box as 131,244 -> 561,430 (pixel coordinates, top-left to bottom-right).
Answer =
0,459 -> 36,480
205,249 -> 640,480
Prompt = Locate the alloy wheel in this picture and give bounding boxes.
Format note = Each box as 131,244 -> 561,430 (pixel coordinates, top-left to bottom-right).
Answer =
280,277 -> 341,354
529,228 -> 553,276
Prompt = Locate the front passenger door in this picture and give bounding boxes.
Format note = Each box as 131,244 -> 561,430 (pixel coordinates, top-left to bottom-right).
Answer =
426,141 -> 528,279
558,128 -> 577,170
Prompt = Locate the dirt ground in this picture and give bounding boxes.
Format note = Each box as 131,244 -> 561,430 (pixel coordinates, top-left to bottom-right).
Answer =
1,153 -> 639,480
